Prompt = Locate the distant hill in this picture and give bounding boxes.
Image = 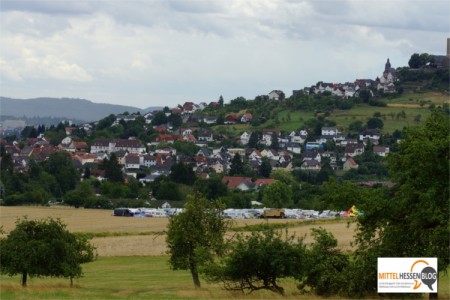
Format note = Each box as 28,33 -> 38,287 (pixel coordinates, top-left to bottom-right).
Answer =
0,97 -> 161,122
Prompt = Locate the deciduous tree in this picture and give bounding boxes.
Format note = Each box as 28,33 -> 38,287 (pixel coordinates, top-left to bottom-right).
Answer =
350,109 -> 449,297
262,181 -> 292,208
166,193 -> 228,288
204,228 -> 306,295
0,218 -> 95,287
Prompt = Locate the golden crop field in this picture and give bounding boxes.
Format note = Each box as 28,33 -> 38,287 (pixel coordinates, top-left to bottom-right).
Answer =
0,206 -> 357,257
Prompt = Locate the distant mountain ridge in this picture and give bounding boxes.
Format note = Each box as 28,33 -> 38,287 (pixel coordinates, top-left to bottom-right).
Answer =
0,97 -> 161,122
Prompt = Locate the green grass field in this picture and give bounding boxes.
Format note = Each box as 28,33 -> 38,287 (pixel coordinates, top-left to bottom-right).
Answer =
1,256 -> 448,300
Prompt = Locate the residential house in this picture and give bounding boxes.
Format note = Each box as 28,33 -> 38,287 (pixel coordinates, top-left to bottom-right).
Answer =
240,113 -> 253,123
289,131 -> 307,144
151,134 -> 182,145
321,127 -> 339,136
344,144 -> 365,157
144,112 -> 154,124
321,151 -> 338,163
197,129 -> 214,142
197,148 -> 213,157
240,132 -> 250,145
302,151 -> 321,163
73,152 -> 97,165
125,154 -> 141,170
339,138 -> 358,147
207,157 -> 228,174
359,129 -> 381,145
261,129 -> 281,146
224,113 -> 240,125
305,142 -> 323,151
343,157 -> 359,171
373,146 -> 390,157
222,176 -> 253,189
268,90 -> 285,101
286,142 -> 302,154
90,139 -> 145,154
203,116 -> 217,124
143,155 -> 157,167
155,147 -> 177,155
182,102 -> 195,114
181,128 -> 194,137
61,136 -> 72,145
300,160 -> 321,171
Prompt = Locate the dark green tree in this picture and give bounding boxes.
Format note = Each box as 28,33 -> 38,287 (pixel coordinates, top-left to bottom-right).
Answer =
229,153 -> 244,176
43,152 -> 78,194
298,228 -> 348,296
155,180 -> 183,201
350,110 -> 449,297
0,217 -> 95,287
151,111 -> 168,126
348,120 -> 364,133
166,193 -> 228,288
270,132 -> 279,150
262,181 -> 292,208
259,157 -> 272,178
366,117 -> 384,129
21,126 -> 38,138
204,228 -> 306,295
103,153 -> 123,183
247,131 -> 259,148
193,177 -> 228,200
168,113 -> 183,129
358,90 -> 371,103
170,162 -> 196,185
218,95 -> 224,107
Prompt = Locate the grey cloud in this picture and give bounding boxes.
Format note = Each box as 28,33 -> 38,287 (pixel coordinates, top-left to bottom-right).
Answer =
167,0 -> 226,14
0,0 -> 97,15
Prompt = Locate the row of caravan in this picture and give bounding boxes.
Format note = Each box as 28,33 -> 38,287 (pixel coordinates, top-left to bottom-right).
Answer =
222,209 -> 343,219
113,207 -> 182,218
113,207 -> 343,219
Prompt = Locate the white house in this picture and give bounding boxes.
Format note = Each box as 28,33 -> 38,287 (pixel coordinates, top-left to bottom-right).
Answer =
268,90 -> 284,101
321,127 -> 339,136
240,132 -> 250,145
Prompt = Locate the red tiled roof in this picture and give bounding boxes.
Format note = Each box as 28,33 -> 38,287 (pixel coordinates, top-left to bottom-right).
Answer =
221,176 -> 252,189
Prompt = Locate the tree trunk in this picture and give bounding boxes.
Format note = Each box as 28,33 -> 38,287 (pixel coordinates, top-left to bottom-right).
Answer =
189,263 -> 201,288
21,271 -> 27,287
70,277 -> 73,287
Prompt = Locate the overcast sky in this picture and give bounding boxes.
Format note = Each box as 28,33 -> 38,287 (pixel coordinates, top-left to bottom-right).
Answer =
1,0 -> 449,109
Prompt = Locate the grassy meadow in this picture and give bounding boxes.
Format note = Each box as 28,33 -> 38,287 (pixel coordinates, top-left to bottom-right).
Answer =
1,206 -> 449,299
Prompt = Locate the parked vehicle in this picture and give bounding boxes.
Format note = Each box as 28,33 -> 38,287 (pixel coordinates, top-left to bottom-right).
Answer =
261,208 -> 285,218
113,208 -> 134,216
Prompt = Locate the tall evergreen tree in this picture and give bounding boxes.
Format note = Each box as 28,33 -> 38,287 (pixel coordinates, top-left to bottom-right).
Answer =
271,132 -> 279,150
259,157 -> 272,178
103,153 -> 123,183
229,153 -> 244,176
248,131 -> 259,148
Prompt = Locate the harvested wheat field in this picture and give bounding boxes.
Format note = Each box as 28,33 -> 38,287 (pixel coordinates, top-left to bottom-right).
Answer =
0,206 -> 357,257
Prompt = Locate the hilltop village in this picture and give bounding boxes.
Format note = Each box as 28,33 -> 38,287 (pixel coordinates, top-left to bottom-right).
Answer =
1,54 -> 448,210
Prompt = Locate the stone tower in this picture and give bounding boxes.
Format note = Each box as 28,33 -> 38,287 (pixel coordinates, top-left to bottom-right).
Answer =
385,58 -> 391,71
447,38 -> 450,57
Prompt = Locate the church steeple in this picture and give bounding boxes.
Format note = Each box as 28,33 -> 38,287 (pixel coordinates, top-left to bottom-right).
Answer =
385,58 -> 391,71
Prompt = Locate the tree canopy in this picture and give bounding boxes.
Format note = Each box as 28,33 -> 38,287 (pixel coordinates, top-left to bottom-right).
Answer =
166,193 -> 228,288
0,217 -> 95,287
204,228 -> 306,295
351,109 -> 450,296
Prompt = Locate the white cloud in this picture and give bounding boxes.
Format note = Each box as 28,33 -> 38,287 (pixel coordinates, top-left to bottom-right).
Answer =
0,0 -> 448,108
